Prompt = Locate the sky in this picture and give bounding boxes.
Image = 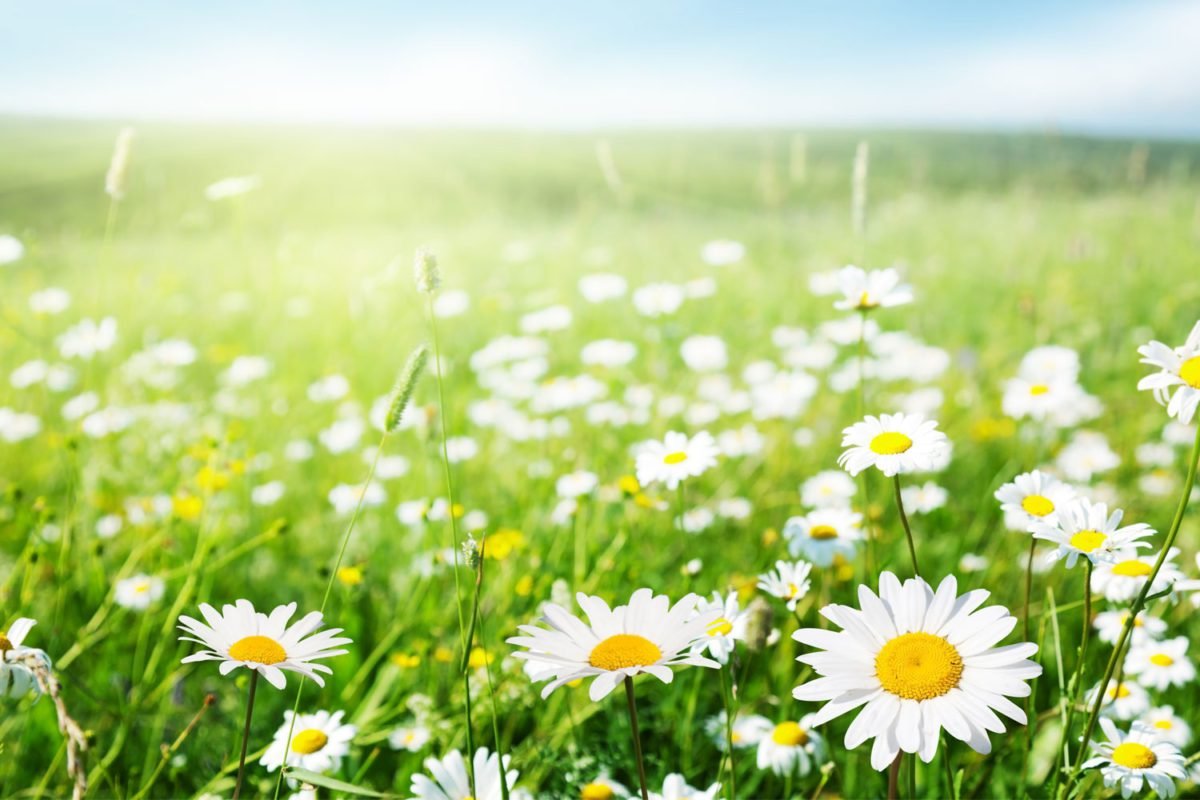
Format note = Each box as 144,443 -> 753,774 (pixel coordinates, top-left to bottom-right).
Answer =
2,1 -> 1199,136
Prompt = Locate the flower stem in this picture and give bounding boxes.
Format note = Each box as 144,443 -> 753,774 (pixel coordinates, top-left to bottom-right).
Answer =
1056,560 -> 1093,781
624,676 -> 650,800
1023,538 -> 1037,643
718,665 -> 737,800
232,671 -> 259,800
887,755 -> 900,800
1062,422 -> 1200,796
892,475 -> 920,577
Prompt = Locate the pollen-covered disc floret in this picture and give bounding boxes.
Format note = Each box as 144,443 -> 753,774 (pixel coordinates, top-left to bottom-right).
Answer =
1031,498 -> 1155,568
177,599 -> 352,689
259,709 -> 357,775
783,507 -> 863,567
838,413 -> 948,477
994,470 -> 1076,532
1138,321 -> 1200,423
1083,719 -> 1186,799
507,589 -> 721,701
832,265 -> 913,312
635,430 -> 720,490
792,572 -> 1041,770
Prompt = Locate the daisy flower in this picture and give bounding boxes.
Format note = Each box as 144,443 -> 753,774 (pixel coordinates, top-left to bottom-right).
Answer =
1138,321 -> 1200,423
1124,637 -> 1195,690
260,709 -> 357,774
1031,499 -> 1154,568
507,589 -> 721,701
1082,719 -> 1186,799
648,774 -> 720,800
792,572 -> 1041,770
704,711 -> 773,751
1085,681 -> 1151,721
832,265 -> 913,311
899,481 -> 947,514
580,773 -> 631,800
1090,549 -> 1182,603
388,723 -> 431,752
114,574 -> 165,611
410,748 -> 523,800
1094,611 -> 1167,648
690,591 -> 750,665
1141,707 -> 1192,749
635,431 -> 720,490
177,600 -> 352,689
783,508 -> 863,567
0,618 -> 50,699
994,470 -> 1075,532
755,715 -> 827,777
757,560 -> 814,612
800,470 -> 857,508
837,413 -> 948,477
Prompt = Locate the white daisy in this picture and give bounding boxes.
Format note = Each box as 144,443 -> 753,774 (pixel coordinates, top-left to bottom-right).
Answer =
899,481 -> 948,514
800,470 -> 857,509
177,600 -> 352,689
757,560 -> 814,612
1031,499 -> 1154,568
1090,548 -> 1182,603
507,589 -> 721,701
994,470 -> 1076,532
260,709 -> 357,774
704,711 -> 773,751
580,772 -> 631,800
648,774 -> 720,800
837,413 -> 948,477
1094,611 -> 1167,648
792,572 -> 1041,770
1141,707 -> 1192,749
755,715 -> 827,777
635,431 -> 719,490
1138,321 -> 1200,423
1085,681 -> 1151,721
1018,346 -> 1081,384
783,508 -> 863,567
0,618 -> 50,699
690,591 -> 750,665
388,723 -> 431,752
114,574 -> 165,611
410,747 -> 522,800
1082,719 -> 1186,799
1125,637 -> 1195,690
832,265 -> 913,311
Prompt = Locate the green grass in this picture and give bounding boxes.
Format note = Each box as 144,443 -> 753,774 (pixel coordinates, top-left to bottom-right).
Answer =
1,119 -> 1200,799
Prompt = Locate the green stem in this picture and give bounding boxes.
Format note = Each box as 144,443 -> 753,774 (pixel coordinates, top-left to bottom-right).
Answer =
718,665 -> 737,800
232,671 -> 259,800
625,677 -> 650,800
892,475 -> 921,576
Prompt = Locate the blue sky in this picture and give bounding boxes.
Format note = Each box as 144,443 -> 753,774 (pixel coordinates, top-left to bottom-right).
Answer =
2,1 -> 1198,135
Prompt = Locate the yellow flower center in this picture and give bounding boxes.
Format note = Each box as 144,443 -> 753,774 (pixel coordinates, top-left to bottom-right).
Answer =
771,721 -> 810,746
869,432 -> 913,455
1180,355 -> 1200,389
1111,742 -> 1157,770
588,634 -> 662,671
1068,529 -> 1107,553
134,582 -> 151,594
809,524 -> 839,540
291,728 -> 329,754
1021,494 -> 1054,517
582,783 -> 615,800
857,291 -> 877,309
1111,560 -> 1152,577
663,451 -> 688,465
1154,719 -> 1174,730
0,634 -> 11,654
875,632 -> 963,700
707,617 -> 734,637
786,583 -> 802,599
1150,653 -> 1174,667
1029,384 -> 1050,396
1108,683 -> 1132,699
227,635 -> 286,665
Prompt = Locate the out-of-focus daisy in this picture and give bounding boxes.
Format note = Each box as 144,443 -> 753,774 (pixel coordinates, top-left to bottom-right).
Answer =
1001,375 -> 1093,424
520,304 -> 572,334
1031,499 -> 1154,568
1082,719 -> 1186,799
632,283 -> 685,317
433,289 -> 470,318
1085,681 -> 1151,721
648,774 -> 720,800
0,234 -> 24,265
115,574 -> 165,611
0,618 -> 50,699
1056,431 -> 1120,483
680,336 -> 728,372
508,589 -> 720,701
757,560 -> 813,612
579,273 -> 627,303
177,600 -> 351,689
792,572 -> 1041,770
410,748 -> 521,800
832,265 -> 912,311
1125,637 -> 1195,690
704,711 -> 773,751
690,591 -> 749,665
1094,611 -> 1167,648
899,481 -> 947,514
783,508 -> 862,567
837,413 -> 948,477
260,709 -> 356,774
388,723 -> 431,752
995,470 -> 1076,531
556,470 -> 599,499
635,431 -> 719,490
700,239 -> 745,266
205,174 -> 261,200
58,317 -> 117,360
1141,707 -> 1192,749
580,772 -> 631,800
755,715 -> 826,777
1138,322 -> 1200,423
29,287 -> 70,315
800,470 -> 857,508
1090,549 -> 1182,603
582,339 -> 637,368
328,482 -> 385,515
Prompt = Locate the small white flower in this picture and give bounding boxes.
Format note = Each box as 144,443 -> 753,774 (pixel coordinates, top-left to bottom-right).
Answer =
387,723 -> 431,752
1125,637 -> 1195,690
520,304 -> 572,334
995,470 -> 1076,532
1085,681 -> 1151,721
838,413 -> 948,477
1031,499 -> 1154,568
0,618 -> 51,699
632,283 -> 685,317
700,239 -> 745,266
649,774 -> 720,800
1094,611 -> 1167,648
1141,707 -> 1192,749
115,574 -> 165,610
260,709 -> 356,775
689,591 -> 749,665
784,508 -> 862,567
58,317 -> 117,360
328,482 -> 385,515
556,470 -> 598,499
755,715 -> 827,777
900,481 -> 947,514
29,288 -> 70,315
1138,321 -> 1200,423
800,470 -> 857,509
579,273 -> 627,303
0,234 -> 24,265
680,335 -> 728,372
757,560 -> 813,612
205,175 -> 261,201
581,339 -> 637,368
832,265 -> 912,311
635,431 -> 719,490
1090,548 -> 1182,603
1082,719 -> 1185,799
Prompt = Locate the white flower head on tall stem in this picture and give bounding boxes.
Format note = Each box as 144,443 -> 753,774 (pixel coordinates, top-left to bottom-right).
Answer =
1031,499 -> 1155,568
757,560 -> 814,612
1124,637 -> 1195,691
507,589 -> 721,701
635,431 -> 719,490
410,748 -> 522,800
1082,719 -> 1186,799
838,413 -> 948,477
792,571 -> 1041,770
1085,680 -> 1151,721
994,470 -> 1076,532
689,591 -> 749,665
0,618 -> 50,699
755,714 -> 827,777
1138,321 -> 1200,423
260,709 -> 356,775
784,507 -> 862,566
1091,548 -> 1182,603
648,774 -> 720,800
1140,707 -> 1192,749
177,600 -> 352,689
832,266 -> 913,312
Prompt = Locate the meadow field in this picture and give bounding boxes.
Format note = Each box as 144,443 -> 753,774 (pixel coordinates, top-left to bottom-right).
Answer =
2,120 -> 1200,799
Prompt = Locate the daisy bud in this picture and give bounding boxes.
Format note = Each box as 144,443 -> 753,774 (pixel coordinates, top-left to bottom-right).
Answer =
743,596 -> 774,652
413,247 -> 440,294
105,127 -> 135,200
462,535 -> 481,569
385,344 -> 429,433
